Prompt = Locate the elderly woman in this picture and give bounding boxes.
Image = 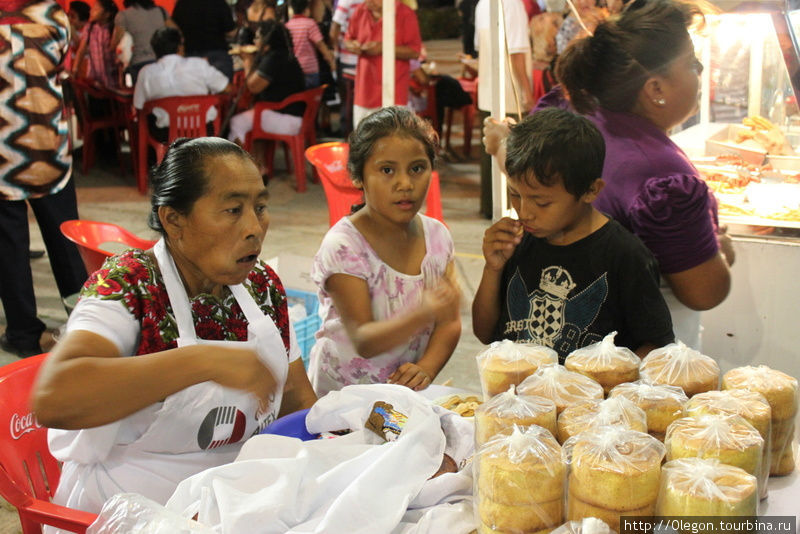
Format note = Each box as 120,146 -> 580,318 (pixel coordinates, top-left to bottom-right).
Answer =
32,137 -> 317,515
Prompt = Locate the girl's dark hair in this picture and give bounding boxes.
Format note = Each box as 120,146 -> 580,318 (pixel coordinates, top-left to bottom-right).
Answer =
148,137 -> 255,235
96,0 -> 119,20
123,0 -> 156,8
346,106 -> 438,186
555,0 -> 702,114
257,19 -> 293,54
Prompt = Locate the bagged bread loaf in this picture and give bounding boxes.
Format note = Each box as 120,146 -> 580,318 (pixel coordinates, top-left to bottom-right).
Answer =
476,425 -> 565,533
551,518 -> 616,534
665,414 -> 764,500
557,397 -> 647,444
475,385 -> 558,447
656,457 -> 757,516
564,332 -> 640,395
608,380 -> 688,441
722,365 -> 798,476
686,389 -> 772,498
477,340 -> 558,400
517,364 -> 604,415
640,341 -> 719,397
564,426 -> 665,531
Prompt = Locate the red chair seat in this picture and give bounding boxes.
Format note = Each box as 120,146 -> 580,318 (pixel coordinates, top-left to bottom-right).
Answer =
59,219 -> 157,275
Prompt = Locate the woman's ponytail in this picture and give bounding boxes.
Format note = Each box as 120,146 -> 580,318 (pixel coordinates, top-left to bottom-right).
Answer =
555,36 -> 599,114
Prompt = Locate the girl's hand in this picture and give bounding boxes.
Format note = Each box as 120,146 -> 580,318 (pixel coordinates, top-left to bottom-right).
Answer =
209,347 -> 278,408
482,117 -> 515,157
483,217 -> 523,271
388,362 -> 432,391
422,276 -> 461,324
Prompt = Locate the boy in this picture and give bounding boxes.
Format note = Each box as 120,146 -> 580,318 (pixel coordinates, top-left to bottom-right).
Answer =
286,0 -> 335,89
472,108 -> 674,361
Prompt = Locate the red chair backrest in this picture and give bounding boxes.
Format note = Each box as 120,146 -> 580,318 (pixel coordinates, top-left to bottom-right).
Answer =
253,85 -> 326,143
305,142 -> 445,227
60,219 -> 157,275
142,94 -> 222,141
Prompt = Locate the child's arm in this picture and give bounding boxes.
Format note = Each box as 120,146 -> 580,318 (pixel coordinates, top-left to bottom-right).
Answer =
472,217 -> 523,343
483,117 -> 515,176
325,272 -> 459,359
389,263 -> 462,390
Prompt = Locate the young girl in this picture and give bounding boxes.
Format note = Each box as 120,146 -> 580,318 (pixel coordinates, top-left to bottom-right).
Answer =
308,107 -> 461,396
72,0 -> 118,88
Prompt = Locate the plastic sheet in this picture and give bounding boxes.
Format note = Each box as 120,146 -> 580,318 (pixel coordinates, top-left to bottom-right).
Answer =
563,332 -> 640,395
607,380 -> 688,441
639,341 -> 720,397
474,385 -> 557,447
551,517 -> 617,534
517,364 -> 604,415
476,340 -> 558,400
556,397 -> 647,444
87,493 -> 214,534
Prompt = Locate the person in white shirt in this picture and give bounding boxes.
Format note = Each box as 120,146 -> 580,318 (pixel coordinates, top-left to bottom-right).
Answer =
133,27 -> 230,141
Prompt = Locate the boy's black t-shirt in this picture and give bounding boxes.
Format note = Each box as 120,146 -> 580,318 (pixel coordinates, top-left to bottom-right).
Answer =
492,219 -> 674,362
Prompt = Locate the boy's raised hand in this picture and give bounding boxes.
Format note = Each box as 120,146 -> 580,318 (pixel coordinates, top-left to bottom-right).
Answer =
483,217 -> 523,271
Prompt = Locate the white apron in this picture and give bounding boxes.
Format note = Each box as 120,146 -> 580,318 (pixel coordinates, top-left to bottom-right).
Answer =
48,239 -> 290,519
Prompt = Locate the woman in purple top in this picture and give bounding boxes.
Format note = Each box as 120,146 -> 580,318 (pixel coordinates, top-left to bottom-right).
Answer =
485,0 -> 734,348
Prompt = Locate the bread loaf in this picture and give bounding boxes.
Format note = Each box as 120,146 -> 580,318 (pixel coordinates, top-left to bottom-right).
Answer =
640,342 -> 719,397
608,380 -> 688,438
478,340 -> 558,399
564,332 -> 640,394
656,458 -> 757,516
517,364 -> 604,415
557,397 -> 646,444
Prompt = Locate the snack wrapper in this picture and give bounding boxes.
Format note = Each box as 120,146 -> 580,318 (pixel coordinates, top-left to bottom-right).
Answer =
608,380 -> 688,440
557,397 -> 647,444
517,364 -> 604,415
551,518 -> 617,534
639,341 -> 720,396
474,385 -> 557,447
722,365 -> 798,476
656,457 -> 758,517
564,332 -> 640,394
476,340 -> 558,400
475,425 -> 565,533
562,426 -> 665,530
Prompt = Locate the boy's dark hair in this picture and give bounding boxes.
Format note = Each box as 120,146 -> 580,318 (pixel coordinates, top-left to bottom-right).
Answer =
123,0 -> 156,7
347,106 -> 438,186
70,1 -> 90,22
151,27 -> 183,59
291,0 -> 309,15
95,0 -> 119,22
505,108 -> 605,198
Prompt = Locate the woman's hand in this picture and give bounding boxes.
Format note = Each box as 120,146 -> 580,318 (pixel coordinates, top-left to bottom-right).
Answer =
482,117 -> 514,157
483,217 -> 523,272
209,346 -> 278,408
388,362 -> 432,391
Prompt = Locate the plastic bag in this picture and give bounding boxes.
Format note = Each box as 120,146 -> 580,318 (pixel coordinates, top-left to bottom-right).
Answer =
564,332 -> 640,394
665,414 -> 764,499
722,364 -> 798,476
517,364 -> 604,415
655,457 -> 758,516
551,517 -> 617,534
639,341 -> 720,397
556,397 -> 647,444
686,389 -> 772,498
562,426 -> 665,531
475,425 -> 565,533
474,385 -> 557,447
476,340 -> 558,400
607,380 -> 688,441
87,493 -> 214,534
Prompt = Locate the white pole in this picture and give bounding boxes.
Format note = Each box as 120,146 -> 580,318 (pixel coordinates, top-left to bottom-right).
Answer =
489,0 -> 507,220
382,0 -> 396,107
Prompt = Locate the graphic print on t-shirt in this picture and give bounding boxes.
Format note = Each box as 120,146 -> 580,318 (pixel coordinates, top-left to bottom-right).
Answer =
503,266 -> 608,356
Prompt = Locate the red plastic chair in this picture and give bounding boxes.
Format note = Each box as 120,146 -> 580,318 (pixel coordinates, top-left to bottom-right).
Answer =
443,77 -> 478,158
0,354 -> 99,533
305,142 -> 445,227
59,219 -> 157,275
136,94 -> 223,194
244,85 -> 327,193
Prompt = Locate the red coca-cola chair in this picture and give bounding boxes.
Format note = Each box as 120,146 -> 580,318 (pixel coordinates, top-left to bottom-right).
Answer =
0,354 -> 99,533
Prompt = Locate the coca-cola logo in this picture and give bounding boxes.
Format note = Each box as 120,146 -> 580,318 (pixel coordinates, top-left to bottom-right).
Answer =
10,411 -> 42,440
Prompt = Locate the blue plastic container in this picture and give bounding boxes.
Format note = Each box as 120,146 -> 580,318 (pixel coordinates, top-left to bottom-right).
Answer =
260,408 -> 319,441
285,288 -> 321,368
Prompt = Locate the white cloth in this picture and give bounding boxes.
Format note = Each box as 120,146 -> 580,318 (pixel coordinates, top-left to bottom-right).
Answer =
228,108 -> 303,145
48,239 -> 290,525
133,54 -> 228,128
474,0 -> 532,114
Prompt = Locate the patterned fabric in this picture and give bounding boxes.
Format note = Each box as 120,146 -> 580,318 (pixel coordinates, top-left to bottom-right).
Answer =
0,0 -> 71,201
83,21 -> 116,88
307,215 -> 454,396
76,249 -> 293,356
286,14 -> 322,75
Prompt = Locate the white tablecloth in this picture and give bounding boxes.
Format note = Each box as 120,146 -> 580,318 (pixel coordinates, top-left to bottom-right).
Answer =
762,468 -> 799,516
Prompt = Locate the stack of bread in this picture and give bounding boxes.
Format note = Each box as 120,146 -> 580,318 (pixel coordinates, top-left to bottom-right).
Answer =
474,385 -> 558,447
686,389 -> 772,498
665,414 -> 764,499
517,364 -> 604,415
564,426 -> 665,530
656,457 -> 758,516
556,397 -> 647,444
564,332 -> 640,395
477,425 -> 565,533
639,341 -> 720,397
608,380 -> 688,441
551,518 -> 616,534
722,365 -> 798,476
477,340 -> 558,400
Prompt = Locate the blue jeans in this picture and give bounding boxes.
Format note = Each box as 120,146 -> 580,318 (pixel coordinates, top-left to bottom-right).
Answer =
304,72 -> 320,89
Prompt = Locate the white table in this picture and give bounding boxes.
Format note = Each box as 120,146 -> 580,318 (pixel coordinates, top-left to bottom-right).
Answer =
762,468 -> 800,516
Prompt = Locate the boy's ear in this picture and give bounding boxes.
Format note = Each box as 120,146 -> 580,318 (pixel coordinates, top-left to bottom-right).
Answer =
581,178 -> 605,203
